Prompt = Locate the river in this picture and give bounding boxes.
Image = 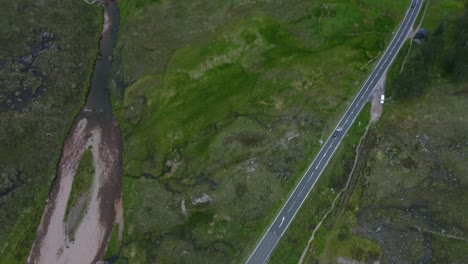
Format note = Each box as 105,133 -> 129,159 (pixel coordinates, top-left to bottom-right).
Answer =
28,1 -> 123,263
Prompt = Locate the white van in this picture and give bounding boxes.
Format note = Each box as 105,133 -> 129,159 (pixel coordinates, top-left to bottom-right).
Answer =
380,94 -> 385,104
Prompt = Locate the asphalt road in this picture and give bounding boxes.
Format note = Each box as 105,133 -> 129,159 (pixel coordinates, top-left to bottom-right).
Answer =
246,1 -> 424,263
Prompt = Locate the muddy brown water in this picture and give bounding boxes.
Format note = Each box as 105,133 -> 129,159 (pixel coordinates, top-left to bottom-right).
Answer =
28,1 -> 122,263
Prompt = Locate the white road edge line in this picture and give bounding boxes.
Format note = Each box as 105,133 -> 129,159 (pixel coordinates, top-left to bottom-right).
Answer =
245,2 -> 422,263
270,1 -> 422,254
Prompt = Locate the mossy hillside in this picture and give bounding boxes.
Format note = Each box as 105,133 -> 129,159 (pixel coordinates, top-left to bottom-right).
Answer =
113,0 -> 408,86
117,1 -> 409,180
110,0 -> 411,262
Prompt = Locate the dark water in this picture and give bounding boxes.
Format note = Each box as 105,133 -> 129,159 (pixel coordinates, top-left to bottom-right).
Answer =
27,1 -> 124,262
91,3 -> 126,262
75,0 -> 124,260
85,1 -> 124,261
85,1 -> 120,120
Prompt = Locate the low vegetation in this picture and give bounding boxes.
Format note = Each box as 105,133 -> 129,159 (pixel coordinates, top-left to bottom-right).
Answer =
0,0 -> 102,262
307,77 -> 468,264
392,0 -> 468,99
64,148 -> 95,241
270,103 -> 372,264
295,1 -> 468,263
108,0 -> 412,262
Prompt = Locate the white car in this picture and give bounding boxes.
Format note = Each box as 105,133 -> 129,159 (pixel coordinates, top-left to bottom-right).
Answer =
380,94 -> 385,104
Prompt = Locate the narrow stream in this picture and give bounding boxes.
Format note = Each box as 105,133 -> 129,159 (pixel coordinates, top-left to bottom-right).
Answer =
28,1 -> 123,263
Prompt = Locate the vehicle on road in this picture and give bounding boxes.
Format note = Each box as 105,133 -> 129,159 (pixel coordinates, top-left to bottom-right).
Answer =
380,94 -> 385,104
332,127 -> 343,137
246,2 -> 422,262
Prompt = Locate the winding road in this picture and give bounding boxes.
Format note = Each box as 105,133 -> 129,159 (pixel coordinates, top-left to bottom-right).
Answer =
246,1 -> 424,263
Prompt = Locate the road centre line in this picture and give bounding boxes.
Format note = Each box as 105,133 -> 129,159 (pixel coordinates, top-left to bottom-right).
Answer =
306,172 -> 315,183
343,16 -> 414,134
246,2 -> 421,263
255,235 -> 269,261
298,186 -> 305,196
288,201 -> 296,212
261,7 -> 419,263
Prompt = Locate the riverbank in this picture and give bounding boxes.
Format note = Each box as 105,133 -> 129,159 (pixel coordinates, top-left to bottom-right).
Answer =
27,1 -> 123,263
108,0 -> 411,262
0,0 -> 102,262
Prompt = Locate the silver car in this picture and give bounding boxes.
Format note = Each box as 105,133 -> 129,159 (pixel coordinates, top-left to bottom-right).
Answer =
332,127 -> 343,137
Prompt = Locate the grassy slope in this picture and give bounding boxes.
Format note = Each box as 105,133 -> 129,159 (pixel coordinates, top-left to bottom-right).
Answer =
301,0 -> 468,263
109,0 -> 411,263
0,1 -> 102,263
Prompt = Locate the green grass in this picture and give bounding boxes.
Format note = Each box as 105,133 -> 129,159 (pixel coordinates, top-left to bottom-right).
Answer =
113,0 -> 408,86
118,0 -> 161,26
65,148 -> 95,217
103,222 -> 121,259
295,1 -> 468,262
107,0 -> 468,262
385,40 -> 410,97
388,0 -> 465,100
0,1 -> 102,262
269,103 -> 371,264
419,0 -> 465,30
64,148 -> 95,241
312,80 -> 468,263
109,0 -> 415,262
